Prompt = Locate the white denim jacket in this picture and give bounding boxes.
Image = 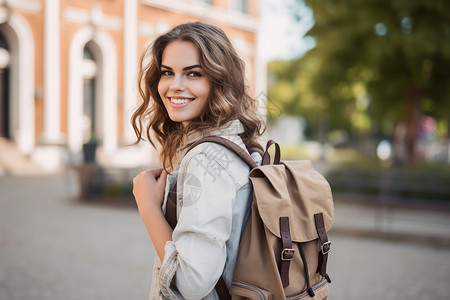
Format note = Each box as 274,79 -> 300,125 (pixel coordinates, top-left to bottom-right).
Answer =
149,120 -> 261,300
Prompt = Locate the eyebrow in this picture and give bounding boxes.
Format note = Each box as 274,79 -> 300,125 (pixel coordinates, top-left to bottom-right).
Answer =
161,64 -> 202,71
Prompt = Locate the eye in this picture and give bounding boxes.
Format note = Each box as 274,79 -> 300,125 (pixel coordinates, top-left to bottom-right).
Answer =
161,70 -> 173,76
187,71 -> 202,77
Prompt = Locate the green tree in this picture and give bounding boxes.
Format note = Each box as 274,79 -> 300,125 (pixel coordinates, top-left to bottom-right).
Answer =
268,56 -> 353,143
289,0 -> 450,164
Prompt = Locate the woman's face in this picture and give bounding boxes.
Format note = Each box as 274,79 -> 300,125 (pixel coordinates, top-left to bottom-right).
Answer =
158,40 -> 211,127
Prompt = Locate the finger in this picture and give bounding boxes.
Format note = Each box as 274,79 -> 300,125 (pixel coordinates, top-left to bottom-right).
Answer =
149,168 -> 164,179
157,169 -> 168,184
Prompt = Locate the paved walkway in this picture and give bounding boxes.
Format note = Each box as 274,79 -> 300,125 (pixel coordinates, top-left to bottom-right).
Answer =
332,196 -> 450,248
1,172 -> 450,299
0,174 -> 155,300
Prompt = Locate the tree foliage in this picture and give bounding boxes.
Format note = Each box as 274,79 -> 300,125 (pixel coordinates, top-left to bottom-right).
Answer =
268,0 -> 450,163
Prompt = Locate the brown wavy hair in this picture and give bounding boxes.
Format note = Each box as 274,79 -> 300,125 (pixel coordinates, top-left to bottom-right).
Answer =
132,22 -> 265,169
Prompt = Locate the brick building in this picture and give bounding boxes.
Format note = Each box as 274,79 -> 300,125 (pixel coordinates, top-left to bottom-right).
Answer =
0,0 -> 265,169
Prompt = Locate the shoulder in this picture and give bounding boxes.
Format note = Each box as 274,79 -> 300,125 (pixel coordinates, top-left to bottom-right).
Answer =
179,138 -> 252,189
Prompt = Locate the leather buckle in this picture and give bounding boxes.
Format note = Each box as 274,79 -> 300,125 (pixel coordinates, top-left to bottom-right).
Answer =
281,248 -> 295,261
321,241 -> 331,255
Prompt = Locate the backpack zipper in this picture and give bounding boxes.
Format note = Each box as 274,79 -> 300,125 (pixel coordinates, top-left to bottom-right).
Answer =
231,281 -> 267,300
285,277 -> 328,300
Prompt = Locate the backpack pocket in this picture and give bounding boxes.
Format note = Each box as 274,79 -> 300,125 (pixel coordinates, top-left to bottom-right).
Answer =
286,278 -> 329,300
230,278 -> 328,300
230,280 -> 273,300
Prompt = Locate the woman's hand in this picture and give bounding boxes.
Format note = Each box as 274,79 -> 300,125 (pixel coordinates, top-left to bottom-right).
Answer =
133,168 -> 173,261
133,168 -> 168,214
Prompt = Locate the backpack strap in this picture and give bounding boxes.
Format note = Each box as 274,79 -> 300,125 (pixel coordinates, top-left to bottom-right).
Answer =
314,213 -> 332,283
215,277 -> 231,300
262,140 -> 281,165
185,136 -> 259,169
166,182 -> 178,230
165,136 -> 258,300
280,217 -> 295,288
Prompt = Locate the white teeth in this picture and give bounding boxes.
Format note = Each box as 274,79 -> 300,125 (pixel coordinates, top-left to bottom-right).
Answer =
170,98 -> 192,104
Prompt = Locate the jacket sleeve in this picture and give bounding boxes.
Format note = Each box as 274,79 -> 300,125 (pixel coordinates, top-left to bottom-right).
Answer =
160,153 -> 238,299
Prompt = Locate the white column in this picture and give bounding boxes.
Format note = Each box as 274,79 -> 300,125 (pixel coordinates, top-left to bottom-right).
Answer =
43,0 -> 61,142
96,32 -> 118,155
8,13 -> 35,154
122,0 -> 138,145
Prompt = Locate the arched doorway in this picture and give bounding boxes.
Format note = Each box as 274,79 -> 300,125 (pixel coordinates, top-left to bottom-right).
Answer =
68,27 -> 117,154
0,14 -> 35,154
0,31 -> 10,139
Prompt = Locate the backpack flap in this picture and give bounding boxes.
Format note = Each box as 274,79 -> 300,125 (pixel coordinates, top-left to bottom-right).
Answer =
248,160 -> 334,243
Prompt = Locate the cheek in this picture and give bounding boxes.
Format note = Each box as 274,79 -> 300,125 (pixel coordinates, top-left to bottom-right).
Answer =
157,80 -> 168,98
194,80 -> 211,98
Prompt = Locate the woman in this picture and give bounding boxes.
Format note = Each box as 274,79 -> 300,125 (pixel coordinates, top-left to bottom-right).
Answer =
132,22 -> 264,299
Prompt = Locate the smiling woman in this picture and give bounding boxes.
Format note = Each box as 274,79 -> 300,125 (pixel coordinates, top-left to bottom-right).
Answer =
131,22 -> 265,299
158,40 -> 211,127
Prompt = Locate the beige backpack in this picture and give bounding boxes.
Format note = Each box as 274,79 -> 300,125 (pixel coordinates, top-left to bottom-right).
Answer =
166,138 -> 334,300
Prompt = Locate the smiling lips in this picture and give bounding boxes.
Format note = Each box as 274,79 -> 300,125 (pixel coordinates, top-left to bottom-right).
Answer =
169,97 -> 194,105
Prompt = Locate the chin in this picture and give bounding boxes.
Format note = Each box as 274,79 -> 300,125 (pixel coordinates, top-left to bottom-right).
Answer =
168,115 -> 188,124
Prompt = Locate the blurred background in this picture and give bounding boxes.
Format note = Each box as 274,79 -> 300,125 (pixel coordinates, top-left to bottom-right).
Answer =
1,0 -> 449,299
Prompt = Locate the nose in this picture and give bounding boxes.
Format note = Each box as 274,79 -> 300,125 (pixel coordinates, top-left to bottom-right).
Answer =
169,74 -> 185,92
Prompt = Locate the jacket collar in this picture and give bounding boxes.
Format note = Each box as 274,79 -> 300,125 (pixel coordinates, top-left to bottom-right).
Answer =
177,119 -> 245,160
